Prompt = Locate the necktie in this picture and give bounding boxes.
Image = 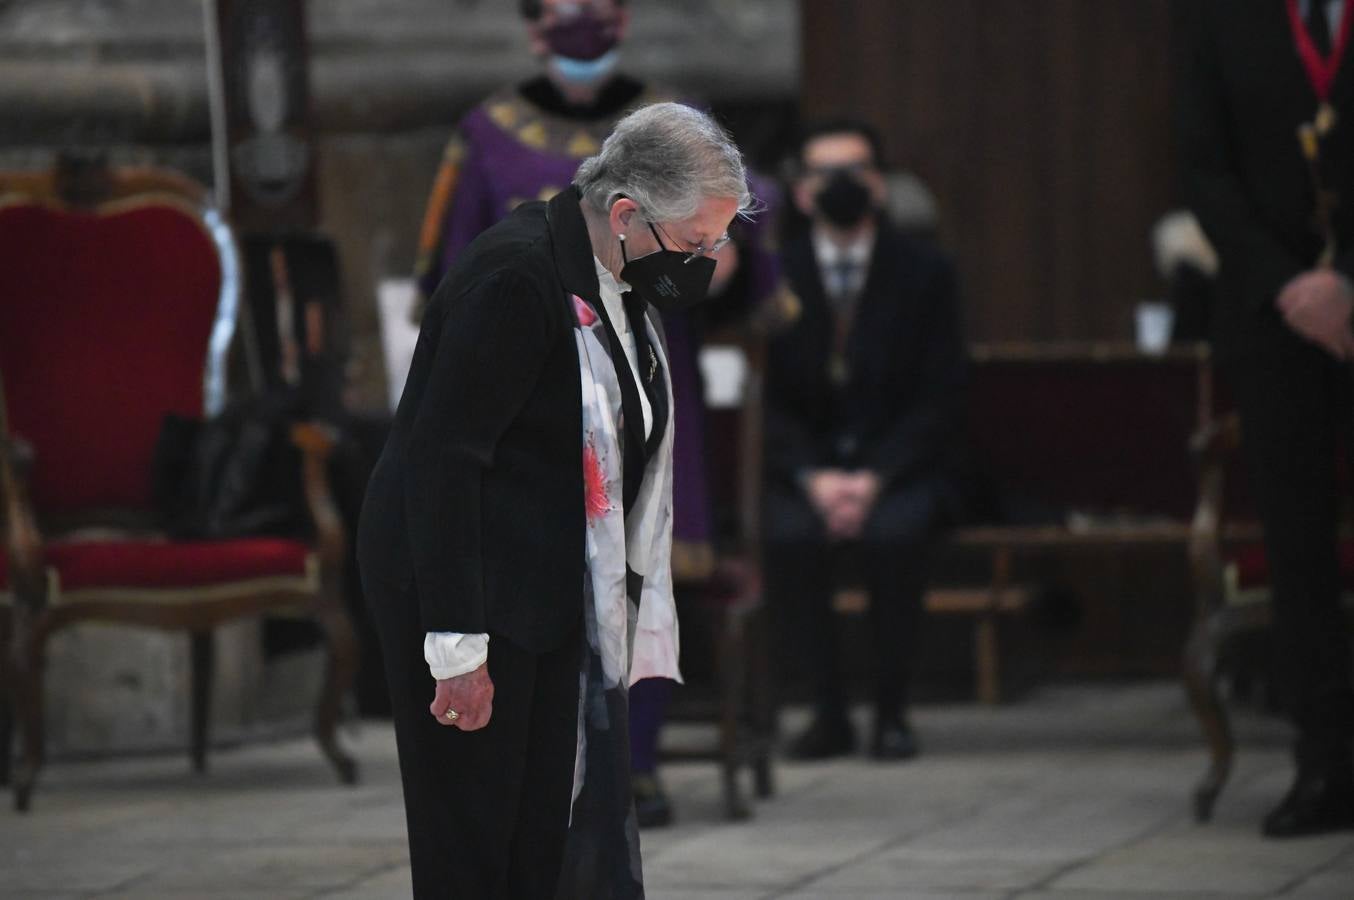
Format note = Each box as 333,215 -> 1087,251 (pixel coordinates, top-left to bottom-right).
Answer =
1308,0 -> 1333,56
623,293 -> 667,459
830,258 -> 859,306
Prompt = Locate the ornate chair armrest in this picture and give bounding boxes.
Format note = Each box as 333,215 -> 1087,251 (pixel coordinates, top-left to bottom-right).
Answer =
1,435 -> 47,607
290,422 -> 346,571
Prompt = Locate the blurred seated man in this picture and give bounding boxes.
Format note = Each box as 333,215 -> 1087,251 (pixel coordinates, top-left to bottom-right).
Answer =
764,120 -> 965,760
1179,0 -> 1354,837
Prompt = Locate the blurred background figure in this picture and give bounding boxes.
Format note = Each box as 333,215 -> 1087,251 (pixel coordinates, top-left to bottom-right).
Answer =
763,120 -> 965,762
1151,209 -> 1218,344
411,0 -> 664,312
1179,0 -> 1354,837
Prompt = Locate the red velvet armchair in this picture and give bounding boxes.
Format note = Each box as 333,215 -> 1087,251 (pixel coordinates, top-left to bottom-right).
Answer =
1185,412 -> 1354,822
0,165 -> 358,811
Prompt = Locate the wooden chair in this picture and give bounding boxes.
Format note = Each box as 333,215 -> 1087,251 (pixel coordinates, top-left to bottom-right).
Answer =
0,162 -> 359,811
832,547 -> 1032,706
1184,412 -> 1352,822
662,331 -> 776,821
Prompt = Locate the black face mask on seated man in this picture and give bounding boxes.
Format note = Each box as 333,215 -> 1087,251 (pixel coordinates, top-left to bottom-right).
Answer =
815,168 -> 873,229
619,223 -> 718,313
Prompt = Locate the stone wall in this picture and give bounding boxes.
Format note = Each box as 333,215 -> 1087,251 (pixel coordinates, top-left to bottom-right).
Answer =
1,0 -> 797,142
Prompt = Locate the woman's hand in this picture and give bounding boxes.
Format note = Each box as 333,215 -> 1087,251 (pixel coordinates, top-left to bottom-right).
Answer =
429,663 -> 494,730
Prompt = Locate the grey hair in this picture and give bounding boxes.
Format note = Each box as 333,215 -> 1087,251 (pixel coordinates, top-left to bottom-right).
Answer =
573,102 -> 756,224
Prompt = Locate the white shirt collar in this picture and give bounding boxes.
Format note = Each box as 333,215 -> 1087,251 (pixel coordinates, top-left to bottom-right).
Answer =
1299,0 -> 1345,32
594,256 -> 630,294
593,256 -> 630,334
590,255 -> 654,440
812,225 -> 874,269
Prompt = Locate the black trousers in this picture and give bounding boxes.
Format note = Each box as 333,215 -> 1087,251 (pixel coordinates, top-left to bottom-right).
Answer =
1230,334 -> 1354,773
763,478 -> 943,720
366,576 -> 582,899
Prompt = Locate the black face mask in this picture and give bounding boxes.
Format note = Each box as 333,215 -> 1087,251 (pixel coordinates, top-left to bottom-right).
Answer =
619,223 -> 717,312
815,169 -> 873,229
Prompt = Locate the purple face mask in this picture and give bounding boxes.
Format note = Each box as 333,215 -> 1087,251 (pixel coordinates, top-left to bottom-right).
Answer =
543,10 -> 620,61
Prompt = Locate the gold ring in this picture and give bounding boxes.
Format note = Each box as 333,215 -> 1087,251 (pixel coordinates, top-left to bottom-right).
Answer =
444,708 -> 460,722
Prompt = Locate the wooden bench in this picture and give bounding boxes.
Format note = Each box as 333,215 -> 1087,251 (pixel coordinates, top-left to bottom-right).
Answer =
838,342 -> 1219,702
835,545 -> 1030,705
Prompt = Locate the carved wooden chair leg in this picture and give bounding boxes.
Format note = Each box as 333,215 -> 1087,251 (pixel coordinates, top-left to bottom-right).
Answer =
1183,611 -> 1232,823
750,605 -> 775,800
718,606 -> 751,821
0,611 -> 12,788
189,630 -> 214,775
314,604 -> 359,785
11,611 -> 46,812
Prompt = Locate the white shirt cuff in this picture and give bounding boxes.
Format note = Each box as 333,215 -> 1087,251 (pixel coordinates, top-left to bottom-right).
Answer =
424,632 -> 490,680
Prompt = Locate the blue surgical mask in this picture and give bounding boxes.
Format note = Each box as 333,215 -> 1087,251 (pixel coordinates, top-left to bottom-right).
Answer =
548,49 -> 620,88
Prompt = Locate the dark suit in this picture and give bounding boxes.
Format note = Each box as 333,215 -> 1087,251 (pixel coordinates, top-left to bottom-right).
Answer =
1179,0 -> 1354,772
764,220 -> 965,720
358,186 -> 665,898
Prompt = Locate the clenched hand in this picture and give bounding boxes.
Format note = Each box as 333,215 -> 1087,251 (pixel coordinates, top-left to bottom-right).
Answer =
429,662 -> 494,731
805,469 -> 883,541
1277,269 -> 1354,360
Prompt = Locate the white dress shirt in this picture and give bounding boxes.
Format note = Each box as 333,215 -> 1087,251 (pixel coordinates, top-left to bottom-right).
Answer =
424,257 -> 653,681
812,226 -> 874,305
593,257 -> 655,438
1299,0 -> 1345,38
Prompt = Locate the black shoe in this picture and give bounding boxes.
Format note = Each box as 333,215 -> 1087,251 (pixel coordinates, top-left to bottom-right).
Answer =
1262,770 -> 1354,838
787,714 -> 856,760
632,773 -> 674,829
870,717 -> 920,761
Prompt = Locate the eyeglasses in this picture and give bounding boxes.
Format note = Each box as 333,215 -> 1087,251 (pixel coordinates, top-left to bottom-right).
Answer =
648,220 -> 731,264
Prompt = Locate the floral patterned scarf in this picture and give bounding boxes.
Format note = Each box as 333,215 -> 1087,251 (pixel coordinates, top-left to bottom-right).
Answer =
556,290 -> 679,899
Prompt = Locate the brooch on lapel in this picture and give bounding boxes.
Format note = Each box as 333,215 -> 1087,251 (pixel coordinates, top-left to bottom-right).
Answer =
647,346 -> 658,383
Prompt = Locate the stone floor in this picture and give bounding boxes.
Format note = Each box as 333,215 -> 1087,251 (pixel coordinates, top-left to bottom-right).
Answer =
2,682 -> 1352,899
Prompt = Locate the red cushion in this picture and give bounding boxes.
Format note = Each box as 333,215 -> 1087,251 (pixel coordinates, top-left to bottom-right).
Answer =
1,538 -> 310,593
0,200 -> 222,515
1231,540 -> 1354,590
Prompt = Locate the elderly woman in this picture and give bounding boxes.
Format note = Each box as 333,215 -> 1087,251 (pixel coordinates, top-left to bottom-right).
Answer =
358,102 -> 752,898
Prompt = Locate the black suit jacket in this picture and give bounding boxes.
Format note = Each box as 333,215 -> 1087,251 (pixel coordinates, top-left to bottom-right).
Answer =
1178,0 -> 1354,356
765,221 -> 966,492
358,187 -> 664,653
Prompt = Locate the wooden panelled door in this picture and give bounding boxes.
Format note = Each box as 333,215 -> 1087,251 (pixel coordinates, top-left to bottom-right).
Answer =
799,0 -> 1177,343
